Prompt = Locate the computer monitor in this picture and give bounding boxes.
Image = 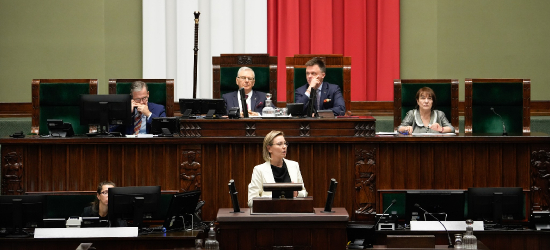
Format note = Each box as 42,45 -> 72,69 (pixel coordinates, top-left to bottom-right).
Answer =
0,195 -> 46,237
108,186 -> 161,229
80,94 -> 132,134
406,190 -> 465,221
179,99 -> 227,117
468,187 -> 524,226
163,190 -> 201,230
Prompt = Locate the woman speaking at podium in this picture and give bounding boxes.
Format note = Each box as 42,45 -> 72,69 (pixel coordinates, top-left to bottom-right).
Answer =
247,130 -> 308,207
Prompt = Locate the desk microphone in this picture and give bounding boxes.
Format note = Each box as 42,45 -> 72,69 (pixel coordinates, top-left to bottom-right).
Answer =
490,107 -> 507,136
415,203 -> 453,248
374,199 -> 396,230
239,88 -> 249,118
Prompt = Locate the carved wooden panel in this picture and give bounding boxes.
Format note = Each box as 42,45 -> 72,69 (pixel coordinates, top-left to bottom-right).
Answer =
180,122 -> 202,137
180,150 -> 202,192
531,149 -> 550,211
353,146 -> 377,220
2,152 -> 24,195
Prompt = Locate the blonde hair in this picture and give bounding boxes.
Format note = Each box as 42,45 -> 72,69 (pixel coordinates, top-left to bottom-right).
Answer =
262,130 -> 284,162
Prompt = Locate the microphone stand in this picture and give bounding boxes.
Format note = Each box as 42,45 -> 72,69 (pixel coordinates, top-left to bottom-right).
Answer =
374,199 -> 397,230
192,11 -> 200,99
490,107 -> 507,136
306,88 -> 319,118
415,204 -> 453,248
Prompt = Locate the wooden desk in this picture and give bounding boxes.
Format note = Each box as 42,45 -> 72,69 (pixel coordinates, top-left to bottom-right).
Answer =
1,118 -> 549,223
373,240 -> 489,249
0,230 -> 199,250
216,207 -> 349,250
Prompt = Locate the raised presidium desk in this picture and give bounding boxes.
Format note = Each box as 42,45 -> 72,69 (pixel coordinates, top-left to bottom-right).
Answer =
216,207 -> 349,250
1,117 -> 550,249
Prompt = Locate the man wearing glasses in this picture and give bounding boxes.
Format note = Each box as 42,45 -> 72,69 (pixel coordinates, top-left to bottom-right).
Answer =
111,81 -> 166,135
222,67 -> 267,116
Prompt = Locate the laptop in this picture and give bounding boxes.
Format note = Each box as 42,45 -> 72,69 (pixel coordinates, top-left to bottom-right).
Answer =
286,103 -> 304,117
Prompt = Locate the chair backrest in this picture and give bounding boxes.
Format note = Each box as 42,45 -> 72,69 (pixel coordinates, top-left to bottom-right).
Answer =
286,54 -> 351,111
212,54 -> 277,102
465,78 -> 530,135
393,79 -> 459,133
108,79 -> 174,117
31,79 -> 98,135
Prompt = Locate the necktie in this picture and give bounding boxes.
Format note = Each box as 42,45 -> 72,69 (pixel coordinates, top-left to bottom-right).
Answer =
245,94 -> 249,109
134,112 -> 142,135
316,89 -> 321,110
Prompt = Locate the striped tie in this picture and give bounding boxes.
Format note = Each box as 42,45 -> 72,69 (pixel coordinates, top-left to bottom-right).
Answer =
245,94 -> 249,110
134,112 -> 142,135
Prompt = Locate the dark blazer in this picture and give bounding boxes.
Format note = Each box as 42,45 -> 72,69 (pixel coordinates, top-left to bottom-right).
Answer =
110,102 -> 166,135
222,90 -> 267,115
295,82 -> 346,116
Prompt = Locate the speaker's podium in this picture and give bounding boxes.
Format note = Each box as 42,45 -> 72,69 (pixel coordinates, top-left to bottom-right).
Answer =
216,184 -> 349,250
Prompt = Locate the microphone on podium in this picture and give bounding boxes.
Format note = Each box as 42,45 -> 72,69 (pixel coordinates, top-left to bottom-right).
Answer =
239,88 -> 249,118
374,199 -> 397,230
415,203 -> 453,248
490,107 -> 507,136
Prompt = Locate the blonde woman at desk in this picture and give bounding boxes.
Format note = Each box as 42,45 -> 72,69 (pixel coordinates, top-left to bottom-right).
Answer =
247,130 -> 307,207
397,87 -> 454,134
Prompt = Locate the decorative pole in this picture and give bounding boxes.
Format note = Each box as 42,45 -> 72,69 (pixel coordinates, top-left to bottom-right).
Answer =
193,11 -> 200,99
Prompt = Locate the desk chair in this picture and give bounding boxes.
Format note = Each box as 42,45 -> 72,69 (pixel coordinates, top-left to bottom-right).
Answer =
31,79 -> 98,135
465,78 -> 530,135
394,79 -> 459,133
212,53 -> 278,102
108,79 -> 175,117
286,54 -> 351,112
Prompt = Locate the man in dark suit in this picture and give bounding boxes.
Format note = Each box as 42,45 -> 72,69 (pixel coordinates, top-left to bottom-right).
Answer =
295,58 -> 346,116
111,81 -> 166,135
222,67 -> 267,116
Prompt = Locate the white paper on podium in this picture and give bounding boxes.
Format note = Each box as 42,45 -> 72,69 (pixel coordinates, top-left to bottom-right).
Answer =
34,227 -> 139,238
410,221 -> 484,231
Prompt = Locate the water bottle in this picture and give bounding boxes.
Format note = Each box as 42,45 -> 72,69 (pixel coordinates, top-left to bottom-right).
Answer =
261,93 -> 276,117
204,226 -> 220,250
463,219 -> 477,249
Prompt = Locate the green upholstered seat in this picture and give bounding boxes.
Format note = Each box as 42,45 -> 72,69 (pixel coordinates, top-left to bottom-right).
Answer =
108,79 -> 174,117
393,79 -> 459,132
465,79 -> 530,134
285,54 -> 351,111
31,79 -> 98,135
212,54 -> 278,102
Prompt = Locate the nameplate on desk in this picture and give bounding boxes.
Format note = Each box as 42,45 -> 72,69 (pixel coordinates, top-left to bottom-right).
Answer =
34,227 -> 138,238
410,221 -> 484,231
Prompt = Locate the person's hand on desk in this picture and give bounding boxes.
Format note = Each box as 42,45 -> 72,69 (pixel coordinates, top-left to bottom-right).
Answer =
240,110 -> 260,117
399,126 -> 413,135
428,123 -> 447,133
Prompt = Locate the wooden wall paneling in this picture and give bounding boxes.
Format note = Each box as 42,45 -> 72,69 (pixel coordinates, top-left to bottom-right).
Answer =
487,144 -> 503,187
200,144 -> 221,221
163,145 -> 179,190
473,144 -> 489,187
96,145 -> 110,187
78,145 -> 96,191
530,145 -> 550,211
445,143 -> 462,189
137,145 -> 152,186
516,144 -> 530,189
122,144 -> 137,187
461,143 -> 475,188
422,144 -> 436,189
107,145 -> 123,187
501,145 -> 518,187
393,144 -> 407,189
353,144 -> 378,220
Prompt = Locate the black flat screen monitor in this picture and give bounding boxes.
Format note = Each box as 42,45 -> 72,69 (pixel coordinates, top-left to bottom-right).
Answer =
0,195 -> 46,237
406,190 -> 465,222
80,94 -> 132,134
286,103 -> 304,117
151,117 -> 179,135
468,187 -> 524,225
163,190 -> 201,230
179,99 -> 226,116
108,186 -> 161,229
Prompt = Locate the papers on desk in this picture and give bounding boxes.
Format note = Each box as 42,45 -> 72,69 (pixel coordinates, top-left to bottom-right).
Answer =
125,134 -> 155,138
411,133 -> 456,136
34,227 -> 139,238
410,221 -> 484,231
376,132 -> 398,136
